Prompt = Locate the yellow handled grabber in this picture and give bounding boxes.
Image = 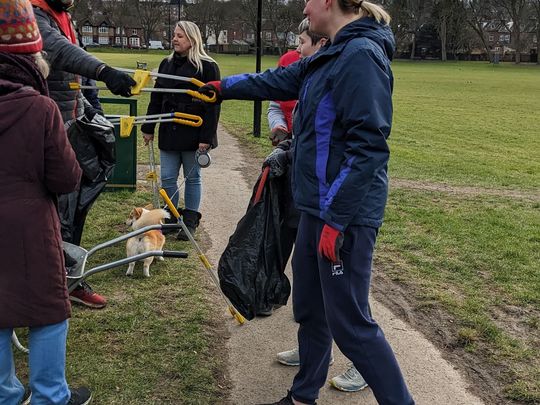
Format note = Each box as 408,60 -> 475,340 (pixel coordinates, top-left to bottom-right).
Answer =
116,68 -> 216,102
69,71 -> 216,103
159,188 -> 246,325
107,112 -> 203,125
106,113 -> 203,137
69,81 -> 215,103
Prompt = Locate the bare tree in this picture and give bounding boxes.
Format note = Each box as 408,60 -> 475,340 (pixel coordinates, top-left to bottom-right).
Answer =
530,0 -> 540,63
434,0 -> 450,60
433,0 -> 469,60
100,0 -> 134,49
412,0 -> 434,58
392,0 -> 433,59
493,0 -> 528,62
185,0 -> 215,46
136,0 -> 168,47
388,0 -> 413,56
207,1 -> 233,52
237,0 -> 259,38
448,6 -> 478,58
71,0 -> 93,23
461,0 -> 496,60
272,0 -> 304,54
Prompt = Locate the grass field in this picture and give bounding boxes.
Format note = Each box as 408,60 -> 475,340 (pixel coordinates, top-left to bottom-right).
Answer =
15,52 -> 539,403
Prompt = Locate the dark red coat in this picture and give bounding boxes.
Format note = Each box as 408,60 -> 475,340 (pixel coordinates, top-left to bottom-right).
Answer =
0,79 -> 82,328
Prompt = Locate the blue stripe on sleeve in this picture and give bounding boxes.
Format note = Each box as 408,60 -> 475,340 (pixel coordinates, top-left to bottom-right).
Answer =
323,155 -> 356,211
314,92 -> 336,212
224,73 -> 253,88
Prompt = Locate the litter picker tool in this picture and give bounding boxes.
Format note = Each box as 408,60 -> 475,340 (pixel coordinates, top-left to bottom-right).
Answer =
159,188 -> 246,325
106,112 -> 203,137
69,68 -> 217,103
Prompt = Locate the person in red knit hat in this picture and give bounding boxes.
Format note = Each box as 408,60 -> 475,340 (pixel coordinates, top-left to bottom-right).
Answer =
0,1 -> 93,403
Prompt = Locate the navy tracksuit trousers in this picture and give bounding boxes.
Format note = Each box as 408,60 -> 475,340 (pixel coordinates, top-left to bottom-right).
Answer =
290,213 -> 414,405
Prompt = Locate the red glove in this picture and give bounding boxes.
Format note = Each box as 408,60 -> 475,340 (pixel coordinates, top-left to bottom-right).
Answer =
198,81 -> 222,103
318,224 -> 344,263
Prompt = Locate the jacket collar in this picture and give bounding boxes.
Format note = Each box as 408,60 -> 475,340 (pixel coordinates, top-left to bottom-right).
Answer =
309,17 -> 395,63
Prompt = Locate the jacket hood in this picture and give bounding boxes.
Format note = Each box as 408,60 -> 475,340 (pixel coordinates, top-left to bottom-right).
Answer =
0,81 -> 37,134
333,17 -> 395,60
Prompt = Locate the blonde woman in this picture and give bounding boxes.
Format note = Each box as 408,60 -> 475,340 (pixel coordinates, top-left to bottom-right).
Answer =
142,21 -> 220,240
199,0 -> 414,403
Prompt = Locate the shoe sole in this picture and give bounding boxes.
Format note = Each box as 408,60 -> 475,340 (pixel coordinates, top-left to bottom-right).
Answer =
21,393 -> 31,405
277,359 -> 300,366
329,380 -> 368,392
69,296 -> 106,309
276,358 -> 334,367
257,311 -> 273,316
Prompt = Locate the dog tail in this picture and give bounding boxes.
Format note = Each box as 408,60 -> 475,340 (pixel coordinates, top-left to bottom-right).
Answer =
158,208 -> 171,222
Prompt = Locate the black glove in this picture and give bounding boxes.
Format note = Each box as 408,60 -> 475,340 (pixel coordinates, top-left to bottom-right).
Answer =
275,139 -> 292,152
263,147 -> 289,177
98,65 -> 136,97
198,81 -> 222,103
269,127 -> 289,146
84,106 -> 104,121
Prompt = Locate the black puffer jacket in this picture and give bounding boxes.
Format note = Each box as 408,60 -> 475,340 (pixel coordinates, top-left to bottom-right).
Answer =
141,53 -> 220,151
33,7 -> 103,123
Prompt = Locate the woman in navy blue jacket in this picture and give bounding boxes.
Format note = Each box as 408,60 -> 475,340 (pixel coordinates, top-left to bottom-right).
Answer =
201,1 -> 414,404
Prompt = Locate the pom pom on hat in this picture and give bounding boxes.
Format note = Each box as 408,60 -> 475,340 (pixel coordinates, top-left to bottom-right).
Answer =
0,0 -> 43,54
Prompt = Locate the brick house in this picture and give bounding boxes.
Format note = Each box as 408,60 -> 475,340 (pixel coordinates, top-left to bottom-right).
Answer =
76,17 -> 145,49
484,20 -> 538,62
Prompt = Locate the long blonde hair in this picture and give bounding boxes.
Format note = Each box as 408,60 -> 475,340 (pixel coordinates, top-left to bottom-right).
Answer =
338,0 -> 391,24
169,21 -> 216,73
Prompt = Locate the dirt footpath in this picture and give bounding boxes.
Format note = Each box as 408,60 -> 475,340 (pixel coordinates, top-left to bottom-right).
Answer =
199,126 -> 484,405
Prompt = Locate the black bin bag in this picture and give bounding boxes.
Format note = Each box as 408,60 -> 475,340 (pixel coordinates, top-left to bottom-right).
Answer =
58,114 -> 115,245
218,172 -> 291,320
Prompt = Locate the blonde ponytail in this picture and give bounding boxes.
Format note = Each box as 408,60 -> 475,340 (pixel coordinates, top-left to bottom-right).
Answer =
338,0 -> 391,25
360,1 -> 391,24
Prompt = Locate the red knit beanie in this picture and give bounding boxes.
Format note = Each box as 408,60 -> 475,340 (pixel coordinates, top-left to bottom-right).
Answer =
0,0 -> 43,54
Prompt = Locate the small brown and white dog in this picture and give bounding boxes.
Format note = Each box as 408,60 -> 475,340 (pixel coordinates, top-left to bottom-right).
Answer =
125,207 -> 170,277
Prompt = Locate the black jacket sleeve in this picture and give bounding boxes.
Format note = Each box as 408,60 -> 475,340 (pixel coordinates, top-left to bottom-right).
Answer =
199,61 -> 221,147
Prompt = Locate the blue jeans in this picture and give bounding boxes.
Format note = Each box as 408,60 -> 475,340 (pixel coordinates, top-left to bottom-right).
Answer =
290,213 -> 414,405
0,320 -> 70,405
160,149 -> 201,211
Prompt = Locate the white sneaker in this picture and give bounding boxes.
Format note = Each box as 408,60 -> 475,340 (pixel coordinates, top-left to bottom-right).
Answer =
276,348 -> 334,366
276,348 -> 300,366
329,363 -> 369,392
